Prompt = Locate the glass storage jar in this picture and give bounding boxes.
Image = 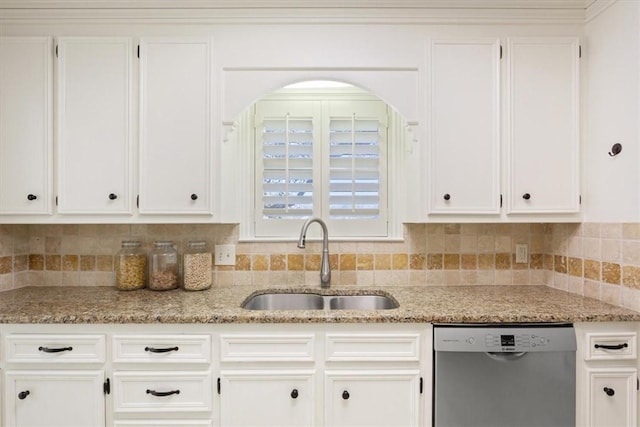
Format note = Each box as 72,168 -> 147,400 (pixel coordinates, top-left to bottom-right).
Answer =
115,240 -> 147,291
148,241 -> 179,291
182,240 -> 212,291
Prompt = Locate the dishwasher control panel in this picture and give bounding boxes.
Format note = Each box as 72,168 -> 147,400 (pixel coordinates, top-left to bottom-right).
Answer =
434,325 -> 576,352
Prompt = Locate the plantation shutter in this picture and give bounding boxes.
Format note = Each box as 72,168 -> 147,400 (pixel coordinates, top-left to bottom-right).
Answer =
324,100 -> 388,236
261,116 -> 314,219
254,97 -> 387,238
328,116 -> 381,219
254,100 -> 320,237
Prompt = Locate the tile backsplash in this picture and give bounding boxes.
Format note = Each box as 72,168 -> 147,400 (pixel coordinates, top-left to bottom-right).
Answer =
1,222 -> 639,312
543,223 -> 640,311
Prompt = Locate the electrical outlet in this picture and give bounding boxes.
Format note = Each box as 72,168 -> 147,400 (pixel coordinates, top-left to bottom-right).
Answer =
515,244 -> 528,264
215,244 -> 236,266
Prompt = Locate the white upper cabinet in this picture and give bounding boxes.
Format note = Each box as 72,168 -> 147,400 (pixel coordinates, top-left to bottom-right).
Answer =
139,37 -> 212,215
57,37 -> 133,214
506,37 -> 580,214
0,37 -> 53,215
428,39 -> 500,215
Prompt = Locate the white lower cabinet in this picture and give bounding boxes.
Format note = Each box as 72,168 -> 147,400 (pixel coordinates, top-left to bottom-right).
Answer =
111,333 -> 213,426
5,370 -> 105,427
324,370 -> 420,427
2,331 -> 107,427
588,368 -> 637,427
4,322 -> 640,426
220,370 -> 315,426
218,325 -> 429,426
576,322 -> 639,427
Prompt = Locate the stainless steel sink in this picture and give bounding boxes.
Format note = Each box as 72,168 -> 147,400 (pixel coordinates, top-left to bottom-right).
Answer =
328,295 -> 398,310
241,293 -> 325,310
241,292 -> 398,311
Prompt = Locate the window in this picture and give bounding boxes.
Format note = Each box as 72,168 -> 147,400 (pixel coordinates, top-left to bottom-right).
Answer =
239,84 -> 404,240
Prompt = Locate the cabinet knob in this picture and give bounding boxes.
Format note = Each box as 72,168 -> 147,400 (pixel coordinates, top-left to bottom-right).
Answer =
522,193 -> 531,200
18,390 -> 30,400
108,193 -> 118,200
342,390 -> 350,400
191,193 -> 198,201
27,194 -> 37,201
443,193 -> 451,201
603,387 -> 615,397
290,389 -> 299,399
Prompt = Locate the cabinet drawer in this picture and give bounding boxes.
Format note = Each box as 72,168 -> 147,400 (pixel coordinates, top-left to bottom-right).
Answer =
113,371 -> 212,413
325,333 -> 420,362
585,332 -> 637,361
5,334 -> 105,364
112,335 -> 211,364
220,334 -> 314,362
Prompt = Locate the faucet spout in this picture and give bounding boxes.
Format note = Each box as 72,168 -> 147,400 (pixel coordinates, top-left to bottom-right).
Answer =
297,217 -> 331,287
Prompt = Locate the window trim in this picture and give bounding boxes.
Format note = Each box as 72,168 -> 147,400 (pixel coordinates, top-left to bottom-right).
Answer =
236,86 -> 406,242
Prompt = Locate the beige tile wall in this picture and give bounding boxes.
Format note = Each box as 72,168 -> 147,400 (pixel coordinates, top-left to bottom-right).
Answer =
0,222 -> 544,289
544,223 -> 640,312
0,222 -> 638,312
0,225 -> 30,291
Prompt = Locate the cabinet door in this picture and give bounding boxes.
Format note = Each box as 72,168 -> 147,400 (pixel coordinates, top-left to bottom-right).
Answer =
325,370 -> 420,427
588,368 -> 637,427
220,370 -> 314,426
506,37 -> 580,214
57,37 -> 133,214
428,39 -> 500,214
139,37 -> 212,214
4,370 -> 105,427
0,37 -> 52,214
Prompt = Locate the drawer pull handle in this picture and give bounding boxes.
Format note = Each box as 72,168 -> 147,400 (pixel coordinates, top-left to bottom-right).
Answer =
603,387 -> 615,397
27,194 -> 37,201
291,389 -> 299,399
144,346 -> 179,353
38,346 -> 73,353
146,389 -> 180,397
342,390 -> 350,400
595,343 -> 628,350
18,390 -> 30,400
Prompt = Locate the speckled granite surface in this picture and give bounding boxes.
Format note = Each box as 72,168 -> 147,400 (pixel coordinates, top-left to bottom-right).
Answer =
0,285 -> 638,324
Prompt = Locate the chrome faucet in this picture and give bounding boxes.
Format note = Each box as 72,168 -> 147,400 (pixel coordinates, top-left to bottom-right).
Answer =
297,217 -> 331,288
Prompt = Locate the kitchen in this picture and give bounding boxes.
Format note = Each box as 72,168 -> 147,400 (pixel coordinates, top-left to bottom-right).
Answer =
0,0 -> 639,426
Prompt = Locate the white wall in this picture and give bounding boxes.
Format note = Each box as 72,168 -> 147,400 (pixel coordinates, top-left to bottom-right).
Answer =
584,0 -> 640,222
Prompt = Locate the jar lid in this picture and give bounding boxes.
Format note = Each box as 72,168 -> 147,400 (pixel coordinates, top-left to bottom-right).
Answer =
153,240 -> 175,247
121,240 -> 142,248
187,240 -> 207,248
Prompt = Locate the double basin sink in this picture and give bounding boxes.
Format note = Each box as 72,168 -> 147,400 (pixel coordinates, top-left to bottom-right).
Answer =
242,291 -> 398,311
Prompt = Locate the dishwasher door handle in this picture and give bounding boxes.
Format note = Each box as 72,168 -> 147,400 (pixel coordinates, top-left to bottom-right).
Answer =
486,352 -> 527,361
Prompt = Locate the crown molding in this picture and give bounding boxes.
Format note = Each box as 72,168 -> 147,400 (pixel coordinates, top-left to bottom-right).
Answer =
0,7 -> 587,25
584,0 -> 617,23
0,0 -> 591,9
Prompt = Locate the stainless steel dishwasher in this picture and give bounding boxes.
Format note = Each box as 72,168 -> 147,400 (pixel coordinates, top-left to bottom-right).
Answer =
433,324 -> 576,427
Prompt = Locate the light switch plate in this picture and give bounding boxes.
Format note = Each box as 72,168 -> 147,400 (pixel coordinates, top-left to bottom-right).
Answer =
215,244 -> 236,266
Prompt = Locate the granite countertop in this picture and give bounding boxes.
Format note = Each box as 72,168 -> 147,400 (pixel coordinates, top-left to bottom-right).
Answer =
0,285 -> 638,324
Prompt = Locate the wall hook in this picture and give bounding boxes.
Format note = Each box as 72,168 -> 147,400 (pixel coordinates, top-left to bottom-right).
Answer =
608,143 -> 622,157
